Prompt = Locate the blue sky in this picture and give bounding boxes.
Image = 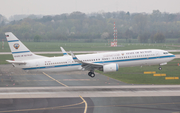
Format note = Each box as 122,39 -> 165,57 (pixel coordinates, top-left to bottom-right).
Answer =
0,0 -> 180,18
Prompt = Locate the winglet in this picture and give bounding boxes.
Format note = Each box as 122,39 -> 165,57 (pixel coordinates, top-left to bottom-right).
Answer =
70,51 -> 81,62
60,47 -> 69,56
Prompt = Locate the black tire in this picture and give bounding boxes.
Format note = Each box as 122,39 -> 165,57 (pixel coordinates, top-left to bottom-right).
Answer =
88,72 -> 92,76
158,67 -> 162,70
91,73 -> 95,78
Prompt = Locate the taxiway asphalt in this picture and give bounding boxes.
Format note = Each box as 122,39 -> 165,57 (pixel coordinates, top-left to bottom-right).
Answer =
0,96 -> 179,113
0,65 -> 128,87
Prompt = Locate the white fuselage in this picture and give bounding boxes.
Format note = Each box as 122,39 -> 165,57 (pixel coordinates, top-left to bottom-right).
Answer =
14,49 -> 175,72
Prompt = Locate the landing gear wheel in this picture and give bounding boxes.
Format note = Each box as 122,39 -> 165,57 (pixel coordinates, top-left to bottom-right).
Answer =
158,67 -> 162,70
88,72 -> 92,76
91,73 -> 95,78
88,72 -> 95,78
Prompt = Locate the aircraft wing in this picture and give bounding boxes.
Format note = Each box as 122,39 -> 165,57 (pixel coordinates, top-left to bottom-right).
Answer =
81,62 -> 103,71
70,51 -> 103,70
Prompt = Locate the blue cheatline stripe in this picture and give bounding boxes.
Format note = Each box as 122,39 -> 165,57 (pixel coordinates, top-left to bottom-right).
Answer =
12,51 -> 31,54
63,53 -> 67,55
73,57 -> 77,60
8,40 -> 19,42
22,55 -> 175,70
23,63 -> 81,70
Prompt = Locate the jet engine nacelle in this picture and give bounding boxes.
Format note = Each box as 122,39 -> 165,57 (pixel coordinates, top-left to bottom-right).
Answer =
103,63 -> 119,72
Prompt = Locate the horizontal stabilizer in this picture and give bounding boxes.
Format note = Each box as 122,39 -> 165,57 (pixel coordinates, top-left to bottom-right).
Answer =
6,60 -> 26,64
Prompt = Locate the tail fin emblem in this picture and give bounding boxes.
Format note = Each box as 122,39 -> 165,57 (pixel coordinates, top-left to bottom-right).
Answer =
13,43 -> 20,49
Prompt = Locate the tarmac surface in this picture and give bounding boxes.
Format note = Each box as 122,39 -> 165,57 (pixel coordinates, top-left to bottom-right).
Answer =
0,65 -> 180,113
0,65 -> 128,87
0,97 -> 179,113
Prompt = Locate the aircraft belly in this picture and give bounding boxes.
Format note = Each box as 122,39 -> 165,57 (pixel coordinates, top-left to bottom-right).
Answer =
24,65 -> 81,72
43,66 -> 81,72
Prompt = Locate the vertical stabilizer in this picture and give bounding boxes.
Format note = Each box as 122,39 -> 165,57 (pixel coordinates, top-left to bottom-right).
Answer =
5,32 -> 45,61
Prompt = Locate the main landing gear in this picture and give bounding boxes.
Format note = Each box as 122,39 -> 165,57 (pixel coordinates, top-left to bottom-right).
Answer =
88,72 -> 95,78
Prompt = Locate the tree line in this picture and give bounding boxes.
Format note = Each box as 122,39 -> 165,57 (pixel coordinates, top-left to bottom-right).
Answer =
0,10 -> 180,43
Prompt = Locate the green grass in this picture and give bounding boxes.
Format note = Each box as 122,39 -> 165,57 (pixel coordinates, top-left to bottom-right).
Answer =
38,54 -> 63,57
0,55 -> 13,64
0,42 -> 180,52
97,58 -> 180,85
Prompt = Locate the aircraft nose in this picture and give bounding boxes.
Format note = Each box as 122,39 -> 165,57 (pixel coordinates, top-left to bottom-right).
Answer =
172,54 -> 176,59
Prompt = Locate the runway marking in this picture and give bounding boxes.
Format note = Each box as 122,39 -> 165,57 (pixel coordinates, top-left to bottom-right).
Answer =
79,95 -> 88,113
43,72 -> 68,87
153,74 -> 166,76
0,100 -> 84,113
165,77 -> 179,80
144,71 -> 156,74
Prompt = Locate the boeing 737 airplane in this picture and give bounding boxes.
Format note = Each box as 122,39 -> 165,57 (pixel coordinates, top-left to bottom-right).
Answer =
5,32 -> 175,77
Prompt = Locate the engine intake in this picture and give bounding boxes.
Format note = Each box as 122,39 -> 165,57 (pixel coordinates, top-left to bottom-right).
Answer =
103,63 -> 119,72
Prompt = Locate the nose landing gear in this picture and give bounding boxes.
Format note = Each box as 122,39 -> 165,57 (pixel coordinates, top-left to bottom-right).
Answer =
158,64 -> 163,70
158,67 -> 162,70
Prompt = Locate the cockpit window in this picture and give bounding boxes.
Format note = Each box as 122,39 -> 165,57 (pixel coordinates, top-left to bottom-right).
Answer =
163,52 -> 168,54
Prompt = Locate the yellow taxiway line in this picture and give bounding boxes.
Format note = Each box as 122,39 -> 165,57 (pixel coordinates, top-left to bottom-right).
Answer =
153,74 -> 166,76
0,99 -> 84,113
165,77 -> 179,80
79,95 -> 88,113
144,71 -> 156,74
43,72 -> 68,87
